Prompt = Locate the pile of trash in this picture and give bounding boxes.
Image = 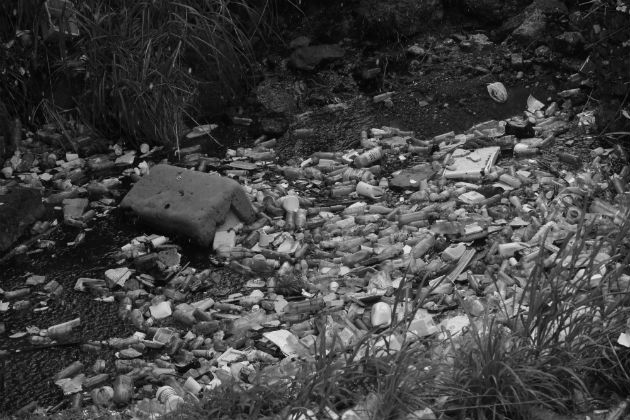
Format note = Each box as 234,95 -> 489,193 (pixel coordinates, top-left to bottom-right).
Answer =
2,88 -> 629,419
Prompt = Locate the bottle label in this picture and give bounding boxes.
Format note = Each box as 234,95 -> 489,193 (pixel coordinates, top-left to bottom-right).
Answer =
363,148 -> 382,164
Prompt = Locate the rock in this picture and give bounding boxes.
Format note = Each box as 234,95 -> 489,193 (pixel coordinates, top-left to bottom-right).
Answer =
0,187 -> 44,252
512,8 -> 547,46
62,197 -> 89,221
256,80 -> 298,115
499,0 -> 568,41
356,0 -> 443,40
259,117 -> 289,137
534,45 -> 552,58
120,164 -> 257,246
406,408 -> 437,420
531,0 -> 568,14
407,45 -> 426,56
289,44 -> 345,71
0,99 -> 11,160
16,152 -> 35,172
554,31 -> 585,54
289,36 -> 311,49
510,53 -> 524,68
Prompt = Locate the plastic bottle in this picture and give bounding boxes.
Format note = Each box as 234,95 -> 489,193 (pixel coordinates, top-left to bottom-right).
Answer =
112,375 -> 133,406
354,147 -> 383,168
342,168 -> 374,183
499,174 -> 522,188
430,221 -> 464,235
295,209 -> 307,230
342,249 -> 372,267
282,167 -> 303,180
118,296 -> 132,320
248,254 -> 280,273
356,181 -> 384,199
411,233 -> 435,258
398,211 -> 429,226
408,145 -> 431,155
193,320 -> 221,335
129,309 -> 144,330
172,309 -> 196,327
91,386 -> 114,407
303,167 -> 324,180
54,360 -> 84,380
330,184 -> 356,198
227,309 -> 267,335
285,210 -> 296,231
48,317 -> 81,339
156,386 -> 185,412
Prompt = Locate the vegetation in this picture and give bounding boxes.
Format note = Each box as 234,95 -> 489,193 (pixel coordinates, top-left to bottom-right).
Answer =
1,0 -> 288,147
574,0 -> 630,136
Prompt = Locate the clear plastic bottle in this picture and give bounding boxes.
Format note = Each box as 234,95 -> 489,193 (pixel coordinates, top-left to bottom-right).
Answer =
411,233 -> 435,258
356,181 -> 384,199
227,309 -> 267,335
342,249 -> 372,267
354,147 -> 383,168
343,168 -> 375,183
330,184 -> 356,198
112,375 -> 133,406
156,386 -> 184,412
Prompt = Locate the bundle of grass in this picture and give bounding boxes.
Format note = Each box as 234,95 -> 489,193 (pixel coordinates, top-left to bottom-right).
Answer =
74,0 -> 280,147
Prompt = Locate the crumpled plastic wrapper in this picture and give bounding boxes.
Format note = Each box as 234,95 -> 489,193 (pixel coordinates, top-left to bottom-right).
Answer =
487,82 -> 508,103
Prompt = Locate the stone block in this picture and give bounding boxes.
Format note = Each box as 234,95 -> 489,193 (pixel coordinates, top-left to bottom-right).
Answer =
0,186 -> 44,252
120,164 -> 256,246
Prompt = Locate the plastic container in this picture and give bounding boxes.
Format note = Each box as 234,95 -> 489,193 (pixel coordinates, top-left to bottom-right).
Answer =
280,195 -> 299,212
371,302 -> 392,327
183,377 -> 203,395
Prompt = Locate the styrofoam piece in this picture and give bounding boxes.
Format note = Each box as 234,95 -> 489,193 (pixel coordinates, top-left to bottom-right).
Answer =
443,146 -> 500,180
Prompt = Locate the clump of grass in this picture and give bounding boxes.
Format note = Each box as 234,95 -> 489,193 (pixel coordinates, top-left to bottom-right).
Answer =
429,207 -> 630,419
73,0 -> 281,147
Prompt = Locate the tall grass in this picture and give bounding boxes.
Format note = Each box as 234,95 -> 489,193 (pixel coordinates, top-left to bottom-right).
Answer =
74,0 -> 280,147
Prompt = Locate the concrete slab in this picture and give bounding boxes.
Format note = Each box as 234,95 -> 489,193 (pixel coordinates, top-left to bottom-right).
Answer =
120,164 -> 256,246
